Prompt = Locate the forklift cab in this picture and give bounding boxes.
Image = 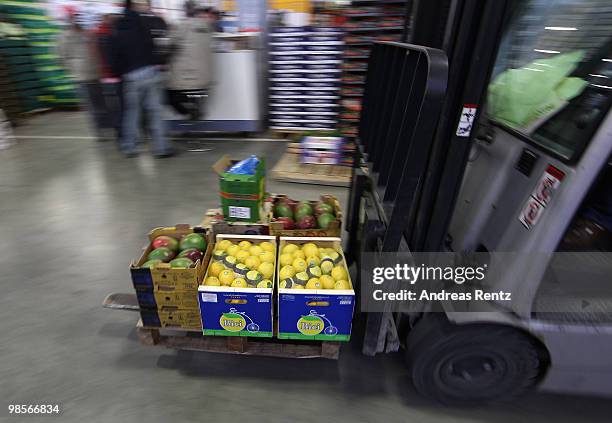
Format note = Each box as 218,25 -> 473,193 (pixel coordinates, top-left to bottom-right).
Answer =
348,0 -> 612,405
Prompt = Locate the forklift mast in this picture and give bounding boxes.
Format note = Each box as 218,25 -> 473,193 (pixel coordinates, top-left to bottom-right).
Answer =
346,0 -> 511,355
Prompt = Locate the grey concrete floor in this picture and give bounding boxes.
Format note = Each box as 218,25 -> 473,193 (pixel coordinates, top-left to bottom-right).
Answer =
1,112 -> 611,422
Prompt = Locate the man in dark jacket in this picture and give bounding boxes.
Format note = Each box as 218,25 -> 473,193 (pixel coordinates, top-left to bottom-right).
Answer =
111,0 -> 173,157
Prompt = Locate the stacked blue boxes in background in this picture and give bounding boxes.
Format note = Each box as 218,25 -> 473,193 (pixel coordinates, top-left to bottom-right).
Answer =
269,26 -> 343,131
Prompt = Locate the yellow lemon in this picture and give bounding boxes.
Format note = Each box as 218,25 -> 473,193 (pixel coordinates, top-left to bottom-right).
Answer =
293,284 -> 305,290
236,250 -> 250,264
302,243 -> 318,258
279,253 -> 293,267
217,239 -> 233,251
231,278 -> 248,288
205,276 -> 221,286
305,278 -> 322,290
334,280 -> 350,290
331,266 -> 348,281
257,279 -> 273,289
249,245 -> 263,256
246,270 -> 263,285
305,255 -> 320,267
282,243 -> 299,255
292,258 -> 307,273
238,240 -> 252,250
320,259 -> 334,275
259,241 -> 275,252
209,261 -> 225,277
218,269 -> 235,286
320,275 -> 335,289
244,256 -> 261,270
260,251 -> 275,264
226,244 -> 240,257
293,250 -> 306,260
258,262 -> 274,279
279,265 -> 296,280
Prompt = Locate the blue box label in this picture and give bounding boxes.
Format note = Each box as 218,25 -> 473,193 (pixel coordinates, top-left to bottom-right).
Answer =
199,290 -> 273,337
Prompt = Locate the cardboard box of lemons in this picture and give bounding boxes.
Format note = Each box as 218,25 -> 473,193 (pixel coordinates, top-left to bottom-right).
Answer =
258,262 -> 274,279
205,276 -> 221,286
305,278 -> 322,290
260,251 -> 275,264
292,250 -> 306,260
236,250 -> 250,264
334,280 -> 350,290
302,243 -> 319,258
209,261 -> 225,277
249,245 -> 263,256
226,244 -> 240,257
238,240 -> 252,250
231,278 -> 248,288
331,266 -> 348,281
279,253 -> 293,267
244,255 -> 261,270
218,269 -> 235,286
259,241 -> 275,253
217,239 -> 233,252
282,243 -> 299,255
292,258 -> 307,273
320,274 -> 335,289
279,265 -> 295,280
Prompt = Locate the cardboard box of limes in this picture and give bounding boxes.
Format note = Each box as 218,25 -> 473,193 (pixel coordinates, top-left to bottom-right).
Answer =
277,237 -> 355,342
213,155 -> 266,223
198,234 -> 277,338
130,224 -> 212,292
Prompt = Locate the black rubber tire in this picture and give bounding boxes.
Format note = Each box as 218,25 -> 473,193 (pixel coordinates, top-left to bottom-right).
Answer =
406,315 -> 545,405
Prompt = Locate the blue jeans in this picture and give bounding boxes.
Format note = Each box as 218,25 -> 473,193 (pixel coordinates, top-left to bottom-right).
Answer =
121,66 -> 169,154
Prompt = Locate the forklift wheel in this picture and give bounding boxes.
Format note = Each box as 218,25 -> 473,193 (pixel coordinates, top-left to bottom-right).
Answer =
406,315 -> 545,405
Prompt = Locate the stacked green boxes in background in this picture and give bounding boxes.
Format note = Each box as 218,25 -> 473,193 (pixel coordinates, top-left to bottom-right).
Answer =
213,155 -> 266,223
0,1 -> 78,111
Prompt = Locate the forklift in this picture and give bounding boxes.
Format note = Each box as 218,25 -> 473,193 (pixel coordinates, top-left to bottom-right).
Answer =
346,0 -> 612,404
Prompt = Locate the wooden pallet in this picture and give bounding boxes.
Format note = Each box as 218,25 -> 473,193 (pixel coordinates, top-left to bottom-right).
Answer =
270,152 -> 352,187
104,293 -> 341,360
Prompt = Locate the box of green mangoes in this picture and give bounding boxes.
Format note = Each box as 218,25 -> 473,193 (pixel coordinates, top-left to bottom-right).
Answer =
130,224 -> 212,292
268,195 -> 342,237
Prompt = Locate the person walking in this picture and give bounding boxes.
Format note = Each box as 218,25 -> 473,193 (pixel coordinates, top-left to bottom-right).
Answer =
167,0 -> 214,121
95,13 -> 123,143
56,8 -> 106,141
110,0 -> 173,158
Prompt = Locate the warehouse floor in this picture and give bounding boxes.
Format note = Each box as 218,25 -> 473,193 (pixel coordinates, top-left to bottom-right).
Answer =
1,111 -> 611,422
